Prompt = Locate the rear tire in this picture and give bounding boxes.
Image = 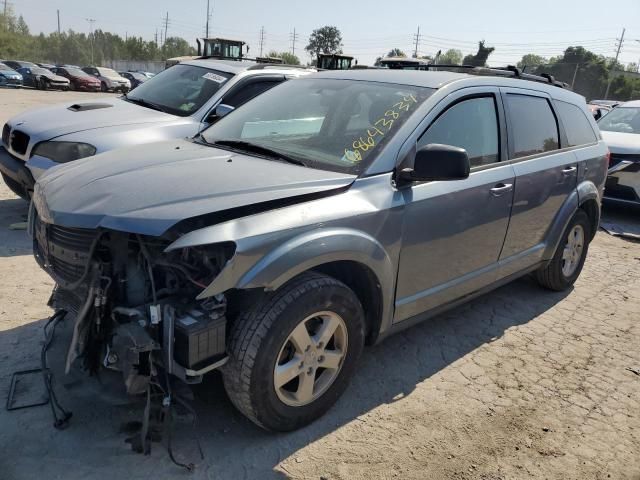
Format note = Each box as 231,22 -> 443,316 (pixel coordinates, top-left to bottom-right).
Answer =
535,210 -> 591,291
222,272 -> 365,432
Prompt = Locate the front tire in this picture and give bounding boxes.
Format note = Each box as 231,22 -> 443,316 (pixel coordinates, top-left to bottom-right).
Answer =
100,81 -> 107,92
535,209 -> 591,291
222,272 -> 365,432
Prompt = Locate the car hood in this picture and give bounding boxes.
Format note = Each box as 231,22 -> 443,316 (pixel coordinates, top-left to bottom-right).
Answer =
34,139 -> 356,236
600,130 -> 640,153
8,98 -> 176,139
42,73 -> 69,82
0,71 -> 21,78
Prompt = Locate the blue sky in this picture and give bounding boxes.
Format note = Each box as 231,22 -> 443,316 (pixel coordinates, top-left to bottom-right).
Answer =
10,0 -> 640,67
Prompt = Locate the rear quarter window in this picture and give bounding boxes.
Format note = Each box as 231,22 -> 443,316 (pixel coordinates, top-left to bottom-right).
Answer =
555,101 -> 598,147
505,94 -> 559,159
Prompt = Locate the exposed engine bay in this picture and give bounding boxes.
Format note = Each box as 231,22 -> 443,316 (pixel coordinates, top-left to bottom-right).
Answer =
32,210 -> 235,397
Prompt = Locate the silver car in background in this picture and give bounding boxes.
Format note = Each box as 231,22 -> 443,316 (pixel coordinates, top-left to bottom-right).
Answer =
81,66 -> 130,93
598,100 -> 640,206
0,60 -> 314,198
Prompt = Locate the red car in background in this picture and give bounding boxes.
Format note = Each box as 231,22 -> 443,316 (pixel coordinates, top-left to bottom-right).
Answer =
51,66 -> 101,92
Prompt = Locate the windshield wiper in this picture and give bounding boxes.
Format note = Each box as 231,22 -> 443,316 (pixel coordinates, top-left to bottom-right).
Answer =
123,95 -> 168,113
212,140 -> 307,167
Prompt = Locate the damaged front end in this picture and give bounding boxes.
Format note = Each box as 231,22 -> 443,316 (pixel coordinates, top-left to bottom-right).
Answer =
31,208 -> 235,398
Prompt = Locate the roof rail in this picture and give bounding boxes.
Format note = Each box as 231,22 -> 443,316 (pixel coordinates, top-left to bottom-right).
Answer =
418,64 -> 570,89
246,63 -> 313,70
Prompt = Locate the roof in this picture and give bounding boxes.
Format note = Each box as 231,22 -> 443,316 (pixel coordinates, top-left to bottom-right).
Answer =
182,58 -> 259,73
311,69 -> 470,88
306,69 -> 587,104
619,100 -> 640,107
183,58 -> 315,75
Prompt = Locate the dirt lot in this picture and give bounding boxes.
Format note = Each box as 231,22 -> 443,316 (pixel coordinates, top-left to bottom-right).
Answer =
0,88 -> 638,480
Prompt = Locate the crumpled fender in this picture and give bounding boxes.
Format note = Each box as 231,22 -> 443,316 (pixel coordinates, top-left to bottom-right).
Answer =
168,221 -> 396,333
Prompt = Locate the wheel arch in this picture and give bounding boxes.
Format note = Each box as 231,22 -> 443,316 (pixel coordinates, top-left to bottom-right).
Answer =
312,260 -> 383,345
196,227 -> 396,342
576,180 -> 601,241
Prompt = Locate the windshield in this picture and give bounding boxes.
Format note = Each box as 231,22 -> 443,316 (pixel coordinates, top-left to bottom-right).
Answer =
31,67 -> 50,75
125,64 -> 233,117
201,78 -> 434,174
0,63 -> 13,71
66,68 -> 91,77
97,67 -> 120,77
598,107 -> 640,134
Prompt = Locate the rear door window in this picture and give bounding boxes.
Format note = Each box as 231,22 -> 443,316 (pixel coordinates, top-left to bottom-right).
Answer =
555,101 -> 597,146
505,94 -> 559,159
418,96 -> 500,168
222,78 -> 284,108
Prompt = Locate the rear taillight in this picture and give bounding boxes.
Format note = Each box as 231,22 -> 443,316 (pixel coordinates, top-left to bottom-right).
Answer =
606,149 -> 612,166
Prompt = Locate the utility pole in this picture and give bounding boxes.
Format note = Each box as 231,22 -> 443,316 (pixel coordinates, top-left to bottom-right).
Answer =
205,0 -> 211,38
290,27 -> 300,56
155,28 -> 158,47
604,27 -> 625,100
571,62 -> 580,89
3,0 -> 7,18
259,26 -> 265,56
163,11 -> 169,46
86,18 -> 96,65
57,9 -> 60,34
413,26 -> 421,58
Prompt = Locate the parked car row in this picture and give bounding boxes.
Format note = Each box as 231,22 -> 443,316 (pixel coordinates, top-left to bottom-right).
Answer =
0,59 -> 154,92
1,59 -> 616,437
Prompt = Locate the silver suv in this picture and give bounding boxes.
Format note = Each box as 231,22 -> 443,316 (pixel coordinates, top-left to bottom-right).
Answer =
0,60 -> 313,198
30,68 -> 608,433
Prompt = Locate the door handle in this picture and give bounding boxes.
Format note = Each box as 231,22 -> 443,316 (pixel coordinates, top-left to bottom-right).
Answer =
562,166 -> 577,175
490,183 -> 513,196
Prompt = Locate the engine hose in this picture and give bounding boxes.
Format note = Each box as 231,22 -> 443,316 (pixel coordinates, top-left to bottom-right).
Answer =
41,310 -> 73,430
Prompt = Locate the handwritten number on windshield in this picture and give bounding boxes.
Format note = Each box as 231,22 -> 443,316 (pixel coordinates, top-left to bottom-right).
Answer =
344,94 -> 418,163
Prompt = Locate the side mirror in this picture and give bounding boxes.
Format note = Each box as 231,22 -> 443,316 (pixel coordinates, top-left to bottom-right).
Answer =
215,104 -> 234,118
207,104 -> 235,123
399,144 -> 470,182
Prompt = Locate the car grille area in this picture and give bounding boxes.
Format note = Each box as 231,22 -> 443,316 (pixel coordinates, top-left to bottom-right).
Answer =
33,213 -> 99,286
9,129 -> 29,155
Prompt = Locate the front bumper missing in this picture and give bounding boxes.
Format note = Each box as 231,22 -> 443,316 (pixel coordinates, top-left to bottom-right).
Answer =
0,145 -> 36,196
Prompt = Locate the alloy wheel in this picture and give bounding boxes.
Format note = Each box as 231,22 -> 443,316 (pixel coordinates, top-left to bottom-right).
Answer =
561,224 -> 585,277
274,311 -> 348,407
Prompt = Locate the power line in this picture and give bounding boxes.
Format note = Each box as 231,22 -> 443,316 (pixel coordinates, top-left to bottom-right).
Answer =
205,0 -> 211,38
163,11 -> 169,45
290,27 -> 300,56
605,27 -> 625,100
413,26 -> 421,58
259,25 -> 265,56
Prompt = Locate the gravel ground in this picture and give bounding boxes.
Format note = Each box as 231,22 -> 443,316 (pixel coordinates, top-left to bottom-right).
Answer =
0,88 -> 638,480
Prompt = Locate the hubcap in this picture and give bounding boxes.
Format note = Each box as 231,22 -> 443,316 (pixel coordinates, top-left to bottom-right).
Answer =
561,225 -> 585,277
274,311 -> 348,407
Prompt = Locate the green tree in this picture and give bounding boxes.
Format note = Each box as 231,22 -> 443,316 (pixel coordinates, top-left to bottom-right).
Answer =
305,26 -> 342,59
267,50 -> 300,65
532,46 -> 609,100
462,41 -> 495,67
387,48 -> 406,58
625,62 -> 638,73
438,48 -> 463,65
517,54 -> 548,70
161,37 -> 196,59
